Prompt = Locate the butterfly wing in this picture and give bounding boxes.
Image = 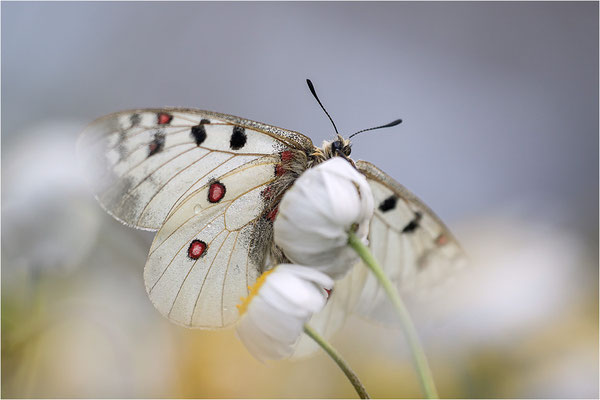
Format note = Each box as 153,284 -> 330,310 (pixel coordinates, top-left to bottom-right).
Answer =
144,156 -> 282,328
77,108 -> 313,231
78,108 -> 314,328
295,160 -> 466,355
352,160 -> 467,322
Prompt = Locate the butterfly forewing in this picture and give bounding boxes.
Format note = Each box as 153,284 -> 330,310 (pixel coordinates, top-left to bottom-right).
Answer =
77,108 -> 312,231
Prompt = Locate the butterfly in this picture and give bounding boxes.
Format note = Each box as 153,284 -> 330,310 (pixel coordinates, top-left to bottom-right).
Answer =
77,81 -> 466,342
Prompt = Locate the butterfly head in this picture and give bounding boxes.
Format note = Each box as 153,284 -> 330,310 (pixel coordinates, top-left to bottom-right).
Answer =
317,134 -> 352,163
331,134 -> 352,156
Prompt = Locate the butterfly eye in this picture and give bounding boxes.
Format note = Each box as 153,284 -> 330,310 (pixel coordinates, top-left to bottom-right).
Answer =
331,140 -> 351,157
331,141 -> 343,155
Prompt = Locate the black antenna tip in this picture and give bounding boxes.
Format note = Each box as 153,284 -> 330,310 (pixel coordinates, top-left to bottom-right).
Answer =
348,118 -> 403,139
306,79 -> 317,95
306,78 -> 339,134
387,119 -> 403,127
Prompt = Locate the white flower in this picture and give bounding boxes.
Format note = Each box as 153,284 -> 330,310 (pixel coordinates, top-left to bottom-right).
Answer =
273,157 -> 374,279
236,264 -> 333,361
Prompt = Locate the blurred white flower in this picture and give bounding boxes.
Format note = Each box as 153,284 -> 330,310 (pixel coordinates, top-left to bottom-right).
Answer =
3,121 -> 102,275
236,264 -> 333,362
273,157 -> 374,279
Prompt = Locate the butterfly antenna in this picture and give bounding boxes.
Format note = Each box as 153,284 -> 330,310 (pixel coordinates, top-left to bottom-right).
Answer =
348,118 -> 403,139
306,79 -> 339,135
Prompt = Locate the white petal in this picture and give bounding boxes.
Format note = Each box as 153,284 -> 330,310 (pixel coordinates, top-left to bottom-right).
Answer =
273,157 -> 374,280
259,276 -> 318,317
235,264 -> 331,361
279,264 -> 334,289
237,314 -> 293,361
266,273 -> 327,313
247,297 -> 305,344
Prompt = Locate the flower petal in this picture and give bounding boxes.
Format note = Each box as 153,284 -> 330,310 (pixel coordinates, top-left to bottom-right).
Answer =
235,264 -> 331,361
274,158 -> 374,279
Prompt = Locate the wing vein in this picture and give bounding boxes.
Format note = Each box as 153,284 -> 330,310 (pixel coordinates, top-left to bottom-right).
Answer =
371,221 -> 389,306
166,228 -> 228,319
135,154 -> 236,226
110,146 -> 201,210
220,230 -> 242,326
189,230 -> 233,325
149,211 -> 225,292
106,126 -> 192,156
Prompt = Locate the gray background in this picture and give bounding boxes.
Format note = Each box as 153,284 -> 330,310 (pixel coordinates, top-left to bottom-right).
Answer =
2,2 -> 598,398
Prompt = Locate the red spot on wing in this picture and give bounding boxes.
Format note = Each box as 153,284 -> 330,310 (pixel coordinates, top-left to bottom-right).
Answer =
261,186 -> 273,200
266,206 -> 279,222
275,164 -> 285,176
274,151 -> 294,177
435,234 -> 448,246
208,182 -> 226,203
188,240 -> 207,259
325,288 -> 332,298
157,112 -> 173,125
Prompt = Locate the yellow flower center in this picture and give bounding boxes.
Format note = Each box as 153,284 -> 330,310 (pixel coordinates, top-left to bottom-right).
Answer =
236,268 -> 276,315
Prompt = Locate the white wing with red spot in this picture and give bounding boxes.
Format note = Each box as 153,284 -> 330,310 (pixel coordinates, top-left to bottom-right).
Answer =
77,108 -> 312,231
78,108 -> 314,329
144,156 -> 280,329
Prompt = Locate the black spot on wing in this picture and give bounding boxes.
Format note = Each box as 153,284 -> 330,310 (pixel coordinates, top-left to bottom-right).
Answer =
191,124 -> 207,146
402,212 -> 423,233
130,113 -> 141,127
148,130 -> 166,157
230,126 -> 247,150
378,195 -> 398,212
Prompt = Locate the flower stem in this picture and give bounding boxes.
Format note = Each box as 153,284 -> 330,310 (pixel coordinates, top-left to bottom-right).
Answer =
304,324 -> 370,399
348,231 -> 439,399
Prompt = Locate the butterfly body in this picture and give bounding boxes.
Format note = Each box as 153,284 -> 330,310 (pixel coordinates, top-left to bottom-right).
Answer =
78,108 -> 465,330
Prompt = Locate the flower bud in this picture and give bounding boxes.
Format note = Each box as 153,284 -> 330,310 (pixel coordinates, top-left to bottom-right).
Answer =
274,157 -> 374,279
236,264 -> 333,361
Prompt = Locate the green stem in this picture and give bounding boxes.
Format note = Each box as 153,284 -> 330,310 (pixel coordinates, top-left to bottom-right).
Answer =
304,324 -> 370,399
348,231 -> 439,399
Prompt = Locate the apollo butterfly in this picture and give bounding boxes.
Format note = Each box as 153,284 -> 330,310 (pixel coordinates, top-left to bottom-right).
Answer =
77,82 -> 465,341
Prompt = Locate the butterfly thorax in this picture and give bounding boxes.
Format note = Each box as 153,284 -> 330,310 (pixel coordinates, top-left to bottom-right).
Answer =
311,135 -> 352,164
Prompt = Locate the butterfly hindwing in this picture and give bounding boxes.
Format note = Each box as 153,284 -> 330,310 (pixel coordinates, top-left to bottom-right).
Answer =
144,156 -> 284,328
77,108 -> 313,231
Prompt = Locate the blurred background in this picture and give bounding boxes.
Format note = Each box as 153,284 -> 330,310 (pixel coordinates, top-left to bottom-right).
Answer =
2,2 -> 597,398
